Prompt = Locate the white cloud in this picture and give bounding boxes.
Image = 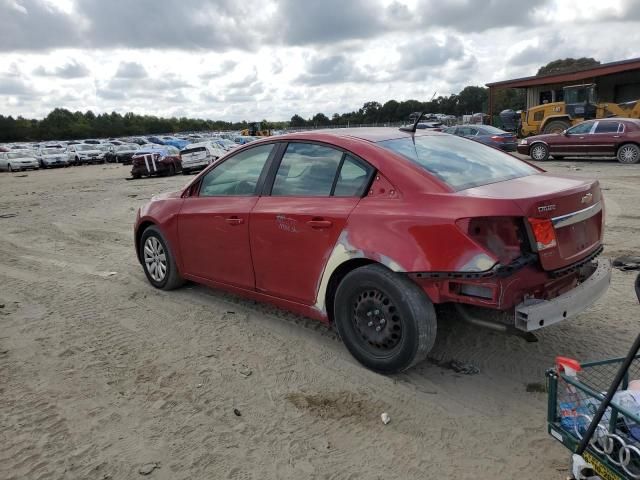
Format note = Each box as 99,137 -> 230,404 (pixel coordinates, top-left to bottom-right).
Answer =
0,0 -> 638,121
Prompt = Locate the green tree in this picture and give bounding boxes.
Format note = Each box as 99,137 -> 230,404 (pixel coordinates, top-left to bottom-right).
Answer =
537,57 -> 600,76
290,114 -> 306,127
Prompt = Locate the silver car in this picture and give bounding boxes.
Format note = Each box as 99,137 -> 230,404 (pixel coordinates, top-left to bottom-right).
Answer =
37,147 -> 69,168
0,151 -> 40,172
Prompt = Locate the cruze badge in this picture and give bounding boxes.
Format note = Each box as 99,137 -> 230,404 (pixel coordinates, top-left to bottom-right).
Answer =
581,193 -> 593,204
538,204 -> 556,213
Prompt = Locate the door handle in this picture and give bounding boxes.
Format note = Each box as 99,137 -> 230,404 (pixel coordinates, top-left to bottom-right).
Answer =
307,219 -> 333,229
225,216 -> 244,226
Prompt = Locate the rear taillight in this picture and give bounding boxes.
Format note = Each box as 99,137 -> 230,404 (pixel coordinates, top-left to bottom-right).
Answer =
456,217 -> 523,264
528,218 -> 557,251
490,135 -> 506,142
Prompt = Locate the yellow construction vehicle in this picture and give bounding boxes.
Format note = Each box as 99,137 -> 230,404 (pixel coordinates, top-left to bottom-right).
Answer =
240,122 -> 271,137
520,83 -> 640,136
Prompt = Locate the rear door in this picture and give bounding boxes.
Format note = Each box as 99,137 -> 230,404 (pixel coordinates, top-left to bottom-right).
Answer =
177,143 -> 276,288
250,142 -> 374,304
589,121 -> 621,157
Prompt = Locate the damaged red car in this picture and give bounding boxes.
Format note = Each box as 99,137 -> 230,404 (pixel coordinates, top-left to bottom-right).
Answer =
134,127 -> 610,373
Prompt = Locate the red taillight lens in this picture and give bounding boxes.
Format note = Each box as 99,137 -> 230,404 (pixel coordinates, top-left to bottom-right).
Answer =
528,218 -> 557,250
490,135 -> 506,142
456,217 -> 523,264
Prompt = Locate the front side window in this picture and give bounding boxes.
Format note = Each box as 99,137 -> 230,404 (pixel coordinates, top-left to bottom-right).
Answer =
378,135 -> 538,191
199,143 -> 274,196
567,122 -> 594,135
594,121 -> 620,134
271,143 -> 343,196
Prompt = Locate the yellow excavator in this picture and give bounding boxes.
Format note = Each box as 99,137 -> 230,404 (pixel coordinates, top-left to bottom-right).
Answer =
520,83 -> 640,136
241,122 -> 271,137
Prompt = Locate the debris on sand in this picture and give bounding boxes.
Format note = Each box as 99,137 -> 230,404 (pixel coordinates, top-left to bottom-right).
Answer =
0,213 -> 17,219
138,463 -> 159,475
613,256 -> 640,271
381,412 -> 391,425
430,357 -> 480,375
233,408 -> 242,417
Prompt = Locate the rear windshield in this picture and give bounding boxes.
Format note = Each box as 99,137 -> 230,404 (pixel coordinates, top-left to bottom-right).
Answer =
378,135 -> 538,191
181,147 -> 206,155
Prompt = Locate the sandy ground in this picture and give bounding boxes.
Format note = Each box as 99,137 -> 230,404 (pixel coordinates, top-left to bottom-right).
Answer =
1,157 -> 639,480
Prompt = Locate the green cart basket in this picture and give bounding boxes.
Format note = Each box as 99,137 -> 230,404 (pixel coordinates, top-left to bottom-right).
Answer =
546,274 -> 640,480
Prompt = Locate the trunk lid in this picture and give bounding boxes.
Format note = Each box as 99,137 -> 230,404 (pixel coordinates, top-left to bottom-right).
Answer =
461,173 -> 604,271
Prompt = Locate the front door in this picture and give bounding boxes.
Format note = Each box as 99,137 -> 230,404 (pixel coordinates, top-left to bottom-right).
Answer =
250,143 -> 374,305
552,121 -> 595,156
177,143 -> 275,288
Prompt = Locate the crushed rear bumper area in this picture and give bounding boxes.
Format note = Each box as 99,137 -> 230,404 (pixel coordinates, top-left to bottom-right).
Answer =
514,258 -> 611,332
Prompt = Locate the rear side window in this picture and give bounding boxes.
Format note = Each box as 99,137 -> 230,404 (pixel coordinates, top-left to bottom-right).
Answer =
271,143 -> 342,196
378,135 -> 538,191
181,147 -> 207,155
594,121 -> 620,134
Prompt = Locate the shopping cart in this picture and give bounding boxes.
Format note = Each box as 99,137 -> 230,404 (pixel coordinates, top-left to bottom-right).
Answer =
546,273 -> 640,480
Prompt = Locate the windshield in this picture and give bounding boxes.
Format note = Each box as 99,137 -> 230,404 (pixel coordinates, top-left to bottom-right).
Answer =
42,148 -> 64,154
8,152 -> 34,159
478,126 -> 507,135
117,144 -> 138,151
377,135 -> 538,191
76,144 -> 96,151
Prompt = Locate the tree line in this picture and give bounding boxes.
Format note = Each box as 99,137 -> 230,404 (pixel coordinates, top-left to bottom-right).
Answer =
0,85 -> 524,142
1,58 -> 598,142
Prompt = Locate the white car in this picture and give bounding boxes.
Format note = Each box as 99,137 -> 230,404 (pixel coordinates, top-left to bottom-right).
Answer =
37,146 -> 69,168
0,151 -> 40,172
180,142 -> 226,174
67,144 -> 106,165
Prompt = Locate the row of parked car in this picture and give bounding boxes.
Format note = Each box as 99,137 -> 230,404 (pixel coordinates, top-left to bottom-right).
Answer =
0,132 -> 263,173
420,117 -> 640,163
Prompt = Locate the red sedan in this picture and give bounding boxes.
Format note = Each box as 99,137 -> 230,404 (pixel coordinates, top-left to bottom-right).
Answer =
134,128 -> 610,373
518,118 -> 640,163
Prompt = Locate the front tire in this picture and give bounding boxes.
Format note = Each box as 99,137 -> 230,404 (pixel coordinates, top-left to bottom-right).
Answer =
139,226 -> 184,290
617,143 -> 640,164
530,143 -> 550,161
334,264 -> 436,373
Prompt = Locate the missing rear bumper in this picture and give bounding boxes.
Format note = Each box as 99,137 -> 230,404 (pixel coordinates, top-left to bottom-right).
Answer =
514,258 -> 611,332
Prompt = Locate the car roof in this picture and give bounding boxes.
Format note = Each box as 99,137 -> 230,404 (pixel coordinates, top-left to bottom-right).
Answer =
276,127 -> 447,143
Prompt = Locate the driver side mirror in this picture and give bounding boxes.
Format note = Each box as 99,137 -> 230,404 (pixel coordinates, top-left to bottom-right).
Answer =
562,130 -> 569,136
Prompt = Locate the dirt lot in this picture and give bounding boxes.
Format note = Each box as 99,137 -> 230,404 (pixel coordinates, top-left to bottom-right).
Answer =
1,157 -> 639,480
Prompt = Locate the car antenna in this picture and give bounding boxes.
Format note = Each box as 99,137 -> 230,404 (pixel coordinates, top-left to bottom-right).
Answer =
399,112 -> 425,133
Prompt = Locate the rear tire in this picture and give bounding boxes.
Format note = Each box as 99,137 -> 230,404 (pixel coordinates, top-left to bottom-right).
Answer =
617,143 -> 640,164
530,142 -> 550,161
334,264 -> 436,373
542,119 -> 571,135
139,225 -> 184,290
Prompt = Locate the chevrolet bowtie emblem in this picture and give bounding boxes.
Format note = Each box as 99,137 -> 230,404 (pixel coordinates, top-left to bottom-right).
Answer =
581,193 -> 593,204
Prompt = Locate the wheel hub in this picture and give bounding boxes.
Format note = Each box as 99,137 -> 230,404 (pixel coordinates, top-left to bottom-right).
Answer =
143,236 -> 167,282
353,289 -> 402,352
621,146 -> 638,163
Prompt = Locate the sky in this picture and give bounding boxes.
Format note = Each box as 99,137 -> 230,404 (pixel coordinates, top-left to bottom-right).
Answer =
0,0 -> 639,121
